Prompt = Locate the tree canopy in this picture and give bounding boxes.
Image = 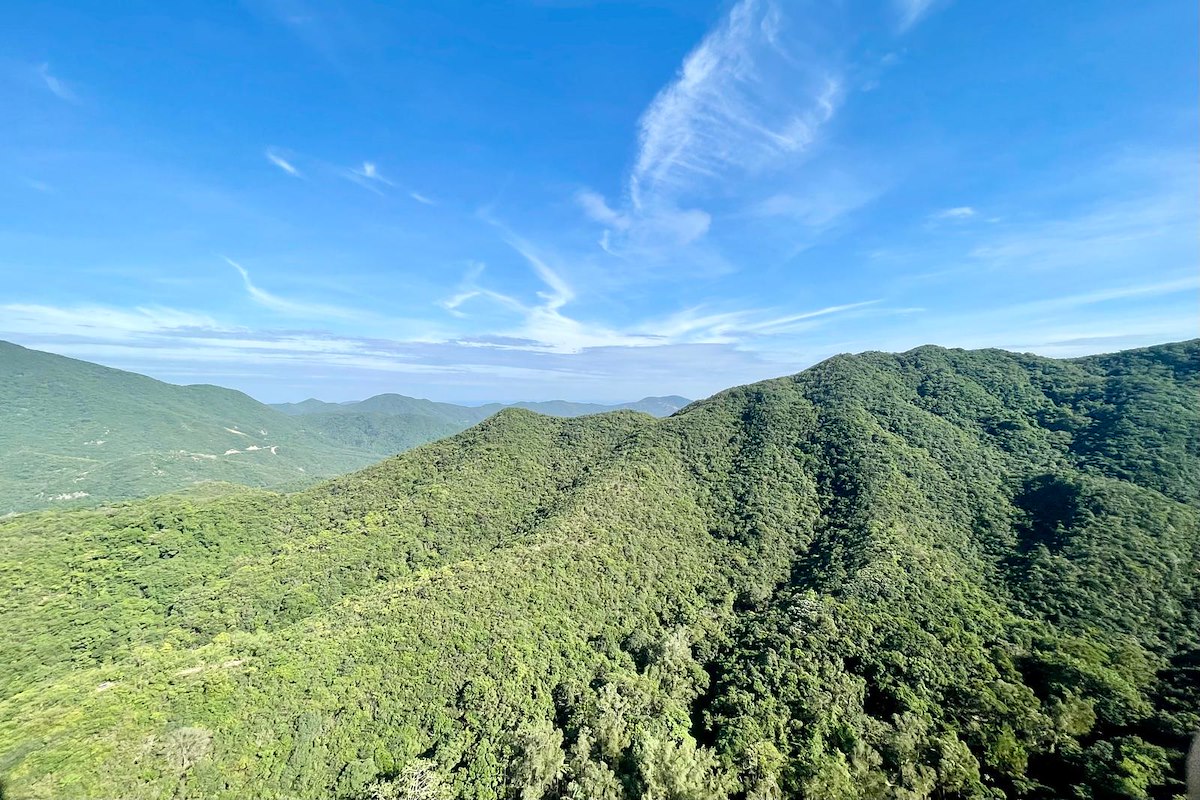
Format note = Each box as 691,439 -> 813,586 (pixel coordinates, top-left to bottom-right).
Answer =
1,341 -> 1196,800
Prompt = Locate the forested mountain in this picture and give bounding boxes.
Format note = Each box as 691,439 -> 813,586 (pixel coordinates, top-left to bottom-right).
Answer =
272,394 -> 489,425
0,341 -> 383,514
1,341 -> 1197,800
500,397 -> 691,418
0,342 -> 685,514
272,393 -> 691,421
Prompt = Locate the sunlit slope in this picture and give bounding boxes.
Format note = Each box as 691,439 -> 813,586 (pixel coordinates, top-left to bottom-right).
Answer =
0,341 -> 1196,800
0,342 -> 436,512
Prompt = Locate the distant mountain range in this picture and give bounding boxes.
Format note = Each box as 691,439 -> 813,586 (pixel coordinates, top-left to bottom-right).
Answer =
271,393 -> 691,423
0,341 -> 688,513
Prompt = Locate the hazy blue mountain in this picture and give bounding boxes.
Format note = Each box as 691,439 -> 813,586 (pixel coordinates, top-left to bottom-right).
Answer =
504,395 -> 692,417
273,393 -> 690,421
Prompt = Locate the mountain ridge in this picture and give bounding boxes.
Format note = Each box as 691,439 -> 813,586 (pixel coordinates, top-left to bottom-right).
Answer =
271,393 -> 691,421
1,339 -> 1196,799
0,340 -> 384,514
0,341 -> 687,513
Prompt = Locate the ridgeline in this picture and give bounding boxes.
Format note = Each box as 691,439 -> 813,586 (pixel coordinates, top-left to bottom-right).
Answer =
0,341 -> 686,514
1,341 -> 1196,799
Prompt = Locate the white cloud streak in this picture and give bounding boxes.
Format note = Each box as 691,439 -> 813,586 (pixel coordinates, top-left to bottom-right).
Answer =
344,161 -> 395,194
37,63 -> 78,102
576,190 -> 630,230
893,149 -> 1198,286
504,236 -> 574,311
630,0 -> 842,210
1,304 -> 222,339
574,0 -> 915,270
871,277 -> 1200,360
1004,275 -> 1200,316
571,0 -> 949,269
265,148 -> 302,177
442,226 -> 881,355
967,195 -> 1194,276
895,0 -> 938,32
224,258 -> 360,319
339,162 -> 437,204
931,206 -> 976,220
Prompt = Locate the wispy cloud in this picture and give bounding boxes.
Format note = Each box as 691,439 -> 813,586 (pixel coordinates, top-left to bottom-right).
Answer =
931,205 -> 976,221
898,278 -> 1200,359
750,171 -> 885,231
344,161 -> 394,194
630,0 -> 842,211
896,149 -> 1198,285
1005,275 -> 1200,316
0,304 -> 758,402
576,190 -> 629,231
355,162 -> 390,183
895,0 -> 939,32
338,162 -> 437,204
735,300 -> 883,335
1,303 -> 223,339
966,192 -> 1194,276
439,262 -> 505,317
245,0 -> 364,75
504,235 -> 574,311
265,148 -> 302,177
465,230 -> 647,353
636,300 -> 883,343
574,0 -> 924,271
36,63 -> 78,103
224,257 -> 359,319
446,219 -> 882,355
5,284 -> 1190,405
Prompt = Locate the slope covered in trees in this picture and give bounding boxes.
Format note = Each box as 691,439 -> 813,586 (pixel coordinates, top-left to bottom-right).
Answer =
0,341 -> 1196,800
0,342 -> 686,513
272,393 -> 691,423
0,341 -> 383,513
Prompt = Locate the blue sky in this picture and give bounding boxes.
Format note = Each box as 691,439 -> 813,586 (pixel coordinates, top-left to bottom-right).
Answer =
1,0 -> 1196,403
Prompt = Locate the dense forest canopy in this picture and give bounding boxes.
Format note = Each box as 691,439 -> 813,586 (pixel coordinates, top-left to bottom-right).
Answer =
0,341 -> 1197,800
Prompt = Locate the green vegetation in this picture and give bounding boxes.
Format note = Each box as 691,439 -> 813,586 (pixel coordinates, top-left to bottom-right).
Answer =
0,341 -> 687,513
0,341 -> 1196,800
273,393 -> 690,426
496,396 -> 691,418
0,341 -> 388,514
272,393 -> 493,425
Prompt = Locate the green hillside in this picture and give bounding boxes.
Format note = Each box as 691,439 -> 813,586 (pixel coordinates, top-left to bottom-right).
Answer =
0,342 -> 687,514
273,393 -> 691,423
274,394 -> 490,426
1,341 -> 1197,800
499,397 -> 691,418
271,395 -> 691,480
296,412 -> 470,455
0,342 -> 382,513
